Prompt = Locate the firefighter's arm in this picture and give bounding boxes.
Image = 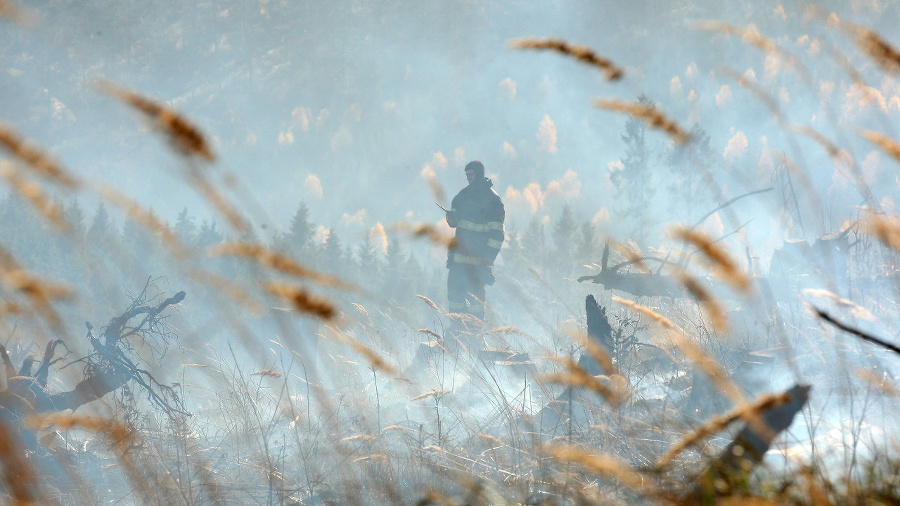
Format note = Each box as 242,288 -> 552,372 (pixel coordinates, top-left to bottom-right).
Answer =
446,209 -> 458,228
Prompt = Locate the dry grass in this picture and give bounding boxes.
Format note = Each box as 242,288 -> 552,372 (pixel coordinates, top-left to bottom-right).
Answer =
672,227 -> 751,293
593,99 -> 691,144
0,162 -> 66,230
508,37 -> 624,80
0,123 -> 79,188
96,81 -> 215,162
264,280 -> 335,319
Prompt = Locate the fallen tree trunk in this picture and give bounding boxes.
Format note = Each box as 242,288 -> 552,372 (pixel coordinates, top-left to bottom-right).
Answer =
690,383 -> 811,500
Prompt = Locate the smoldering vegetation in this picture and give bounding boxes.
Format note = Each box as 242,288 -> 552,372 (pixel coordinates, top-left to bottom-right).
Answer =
0,1 -> 899,505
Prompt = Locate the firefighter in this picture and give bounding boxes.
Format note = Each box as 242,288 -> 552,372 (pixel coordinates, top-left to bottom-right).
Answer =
445,160 -> 505,322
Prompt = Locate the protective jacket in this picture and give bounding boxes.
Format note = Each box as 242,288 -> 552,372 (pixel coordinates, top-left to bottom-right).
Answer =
446,177 -> 505,267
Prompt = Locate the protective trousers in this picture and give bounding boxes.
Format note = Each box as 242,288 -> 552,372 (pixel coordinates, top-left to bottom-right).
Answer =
447,263 -> 487,321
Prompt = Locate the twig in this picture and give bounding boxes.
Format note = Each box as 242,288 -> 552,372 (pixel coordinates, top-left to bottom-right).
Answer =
814,307 -> 900,356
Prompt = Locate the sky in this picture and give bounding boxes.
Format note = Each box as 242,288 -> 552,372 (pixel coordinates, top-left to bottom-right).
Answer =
3,0 -> 899,263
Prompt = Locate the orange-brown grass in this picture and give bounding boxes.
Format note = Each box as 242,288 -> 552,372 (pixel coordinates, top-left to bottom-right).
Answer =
859,128 -> 900,163
0,416 -> 41,504
793,125 -> 842,159
655,390 -> 794,469
0,246 -> 72,329
508,37 -> 624,81
211,241 -> 355,290
391,222 -> 457,249
186,173 -> 249,231
854,368 -> 900,397
411,390 -> 449,401
542,444 -> 652,493
564,326 -> 616,374
672,227 -> 751,293
694,21 -> 806,80
617,241 -> 651,273
612,296 -> 676,329
96,80 -> 216,162
250,369 -> 282,378
854,26 -> 900,74
416,294 -> 442,312
424,172 -> 446,205
593,99 -> 691,144
540,356 -> 622,405
676,270 -> 728,332
187,269 -> 265,315
721,67 -> 783,120
0,162 -> 66,230
613,295 -> 743,403
0,1 -> 18,19
418,328 -> 443,340
0,123 -> 79,188
96,184 -> 184,254
264,281 -> 335,320
864,212 -> 900,251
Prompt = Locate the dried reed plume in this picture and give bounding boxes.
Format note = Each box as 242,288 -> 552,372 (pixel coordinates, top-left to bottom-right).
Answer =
593,99 -> 690,144
564,326 -> 616,374
212,242 -> 355,290
793,125 -> 842,159
855,27 -> 900,74
508,38 -> 624,80
672,227 -> 751,292
0,162 -> 66,230
612,296 -> 676,330
425,173 -> 446,204
543,444 -> 650,492
31,413 -> 135,448
694,21 -> 806,79
418,328 -> 443,340
0,122 -> 79,188
187,173 -> 249,231
411,390 -> 448,401
854,369 -> 900,397
96,184 -> 183,253
96,80 -> 215,162
0,1 -> 20,20
187,269 -> 265,315
655,390 -> 793,469
859,129 -> 900,163
677,271 -> 728,332
264,281 -> 335,320
721,68 -> 782,120
344,338 -> 398,375
250,369 -> 282,378
416,294 -> 442,312
865,212 -> 900,251
0,261 -> 72,328
392,222 -> 457,249
540,356 -> 622,405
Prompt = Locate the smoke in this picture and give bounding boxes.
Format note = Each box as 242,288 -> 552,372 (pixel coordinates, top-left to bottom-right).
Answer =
536,114 -> 558,153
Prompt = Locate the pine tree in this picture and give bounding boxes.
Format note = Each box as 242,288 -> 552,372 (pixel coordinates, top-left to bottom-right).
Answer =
196,219 -> 223,249
552,204 -> 578,272
173,207 -> 197,247
285,202 -> 314,260
610,94 -> 657,247
322,228 -> 344,274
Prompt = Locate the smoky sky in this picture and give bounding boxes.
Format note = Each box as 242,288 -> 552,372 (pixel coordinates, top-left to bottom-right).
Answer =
1,0 -> 899,260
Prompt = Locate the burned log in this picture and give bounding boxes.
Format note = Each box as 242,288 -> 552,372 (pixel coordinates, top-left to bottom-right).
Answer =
691,384 -> 811,500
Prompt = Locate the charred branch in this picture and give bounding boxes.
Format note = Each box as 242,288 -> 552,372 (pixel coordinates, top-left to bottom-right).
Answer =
814,307 -> 900,356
